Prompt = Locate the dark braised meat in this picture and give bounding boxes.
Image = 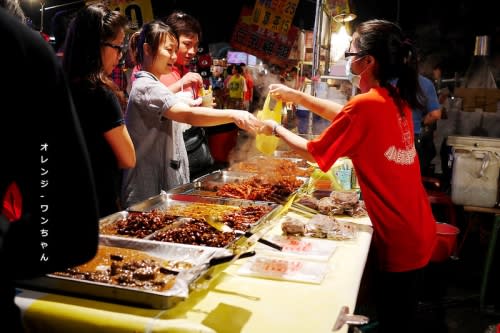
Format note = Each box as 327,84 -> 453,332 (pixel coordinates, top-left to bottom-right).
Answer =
52,246 -> 182,292
151,218 -> 237,247
222,205 -> 273,231
101,210 -> 178,238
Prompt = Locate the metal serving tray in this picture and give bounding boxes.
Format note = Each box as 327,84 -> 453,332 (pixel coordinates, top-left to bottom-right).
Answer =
100,191 -> 280,248
167,170 -> 309,200
228,156 -> 312,176
16,237 -> 231,309
273,150 -> 306,160
127,190 -> 275,213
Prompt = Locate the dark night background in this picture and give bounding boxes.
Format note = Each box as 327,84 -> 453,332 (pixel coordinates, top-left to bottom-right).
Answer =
20,0 -> 500,80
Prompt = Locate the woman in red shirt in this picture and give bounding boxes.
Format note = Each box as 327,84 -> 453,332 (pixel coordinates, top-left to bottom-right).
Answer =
257,19 -> 437,333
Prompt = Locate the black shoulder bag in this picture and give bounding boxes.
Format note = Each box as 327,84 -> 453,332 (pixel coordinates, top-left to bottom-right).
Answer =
183,126 -> 215,181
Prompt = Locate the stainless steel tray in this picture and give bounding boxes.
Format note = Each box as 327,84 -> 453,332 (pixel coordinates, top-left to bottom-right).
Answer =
100,191 -> 280,248
127,190 -> 275,213
16,237 -> 231,309
273,150 -> 305,159
228,156 -> 312,176
167,170 -> 309,201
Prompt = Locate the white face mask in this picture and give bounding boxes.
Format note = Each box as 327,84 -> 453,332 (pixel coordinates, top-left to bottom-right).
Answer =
345,56 -> 364,89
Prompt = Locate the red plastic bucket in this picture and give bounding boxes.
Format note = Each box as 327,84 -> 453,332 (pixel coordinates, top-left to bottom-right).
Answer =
431,223 -> 460,263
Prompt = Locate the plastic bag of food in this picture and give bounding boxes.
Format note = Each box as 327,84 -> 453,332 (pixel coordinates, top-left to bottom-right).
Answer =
306,214 -> 357,241
256,93 -> 282,155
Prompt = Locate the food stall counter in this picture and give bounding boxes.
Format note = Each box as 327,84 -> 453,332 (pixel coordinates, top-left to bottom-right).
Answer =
16,223 -> 372,333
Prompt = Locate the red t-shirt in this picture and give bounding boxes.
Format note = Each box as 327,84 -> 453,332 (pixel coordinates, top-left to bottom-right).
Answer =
160,66 -> 200,98
159,67 -> 181,87
308,87 -> 437,272
243,74 -> 253,102
131,66 -> 183,89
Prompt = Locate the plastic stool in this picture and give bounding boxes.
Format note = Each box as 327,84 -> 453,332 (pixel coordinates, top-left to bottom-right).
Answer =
461,206 -> 500,311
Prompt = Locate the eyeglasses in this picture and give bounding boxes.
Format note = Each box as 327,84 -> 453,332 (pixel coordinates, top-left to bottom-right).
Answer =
344,51 -> 366,58
102,42 -> 126,54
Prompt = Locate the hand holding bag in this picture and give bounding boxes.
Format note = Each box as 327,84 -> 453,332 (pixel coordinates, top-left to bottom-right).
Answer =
255,93 -> 282,155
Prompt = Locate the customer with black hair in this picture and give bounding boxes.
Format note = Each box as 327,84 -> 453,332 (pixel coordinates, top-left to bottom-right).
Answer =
63,3 -> 136,217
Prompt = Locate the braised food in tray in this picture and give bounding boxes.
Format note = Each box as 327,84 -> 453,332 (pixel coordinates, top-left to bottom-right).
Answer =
52,245 -> 187,292
18,236 -> 233,309
101,201 -> 274,247
151,206 -> 274,247
100,210 -> 178,238
151,218 -> 238,247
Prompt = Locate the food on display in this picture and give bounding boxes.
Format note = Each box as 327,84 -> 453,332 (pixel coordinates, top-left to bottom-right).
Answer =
100,203 -> 273,242
20,237 -> 233,309
281,214 -> 357,241
151,218 -> 238,247
281,217 -> 307,236
229,157 -> 312,177
216,175 -> 304,201
221,205 -> 274,230
254,234 -> 338,261
53,245 -> 186,292
166,202 -> 240,220
238,255 -> 329,284
307,214 -> 356,239
297,190 -> 367,218
295,196 -> 319,210
274,150 -> 306,159
149,205 -> 273,247
100,210 -> 178,238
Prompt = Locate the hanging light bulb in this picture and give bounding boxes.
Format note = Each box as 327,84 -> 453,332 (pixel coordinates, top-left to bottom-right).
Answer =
331,25 -> 351,62
330,13 -> 356,63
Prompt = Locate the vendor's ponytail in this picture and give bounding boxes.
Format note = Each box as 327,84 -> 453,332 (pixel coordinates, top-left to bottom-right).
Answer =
355,19 -> 424,115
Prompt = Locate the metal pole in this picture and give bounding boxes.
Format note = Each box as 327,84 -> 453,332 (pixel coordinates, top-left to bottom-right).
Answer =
310,0 -> 324,137
43,0 -> 85,11
39,1 -> 45,32
312,0 -> 323,86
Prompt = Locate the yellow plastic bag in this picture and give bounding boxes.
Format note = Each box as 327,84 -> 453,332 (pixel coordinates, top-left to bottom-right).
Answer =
255,93 -> 282,155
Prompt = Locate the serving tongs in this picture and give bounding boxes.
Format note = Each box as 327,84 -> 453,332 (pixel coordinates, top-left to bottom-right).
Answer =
161,250 -> 257,276
205,216 -> 283,251
269,194 -> 318,217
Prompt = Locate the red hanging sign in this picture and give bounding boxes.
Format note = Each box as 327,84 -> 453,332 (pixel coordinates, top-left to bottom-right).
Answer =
230,5 -> 299,67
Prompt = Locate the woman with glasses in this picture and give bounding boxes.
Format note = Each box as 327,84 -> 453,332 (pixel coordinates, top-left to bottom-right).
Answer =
257,19 -> 436,333
63,3 -> 136,217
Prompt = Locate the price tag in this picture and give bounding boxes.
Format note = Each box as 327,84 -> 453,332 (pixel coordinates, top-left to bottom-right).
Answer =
238,255 -> 329,284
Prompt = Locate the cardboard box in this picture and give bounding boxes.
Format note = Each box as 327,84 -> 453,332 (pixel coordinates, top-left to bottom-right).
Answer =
454,88 -> 500,113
